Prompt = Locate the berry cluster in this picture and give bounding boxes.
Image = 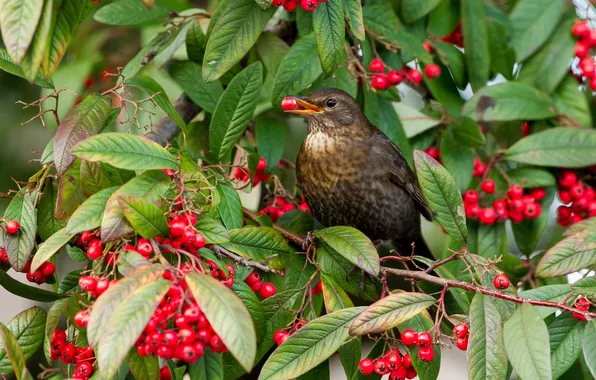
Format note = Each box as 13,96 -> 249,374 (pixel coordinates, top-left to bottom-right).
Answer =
571,21 -> 596,88
572,296 -> 592,321
399,330 -> 435,362
0,251 -> 55,284
78,275 -> 117,299
358,348 -> 418,379
272,0 -> 326,13
50,329 -> 95,379
368,58 -> 441,90
440,22 -> 464,47
159,211 -> 207,254
233,158 -> 271,187
452,323 -> 469,351
463,182 -> 544,225
273,320 -> 307,346
258,196 -> 309,222
555,170 -> 596,226
244,271 -> 277,298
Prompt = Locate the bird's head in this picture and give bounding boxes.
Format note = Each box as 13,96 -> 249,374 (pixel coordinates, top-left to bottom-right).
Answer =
282,88 -> 370,135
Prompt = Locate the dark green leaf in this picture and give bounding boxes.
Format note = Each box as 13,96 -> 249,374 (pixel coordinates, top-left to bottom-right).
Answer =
316,226 -> 379,276
0,307 -> 46,375
433,40 -> 467,89
58,269 -> 83,293
461,0 -> 490,90
118,195 -> 169,239
221,226 -> 290,271
504,303 -> 552,380
216,181 -> 243,231
342,0 -> 365,40
311,66 -> 358,98
186,273 -> 257,373
126,351 -> 159,380
169,61 -> 224,114
56,159 -> 84,220
477,223 -> 507,260
507,168 -> 556,188
230,280 -> 265,342
414,150 -> 467,244
0,324 -> 25,377
186,19 -> 207,64
4,190 -> 37,271
488,20 -> 516,80
30,228 -> 74,273
190,349 -> 223,380
209,62 -> 263,161
20,0 -> 54,82
202,0 -> 274,82
512,188 -> 554,255
362,4 -> 401,36
549,314 -> 584,379
440,126 -> 474,193
296,8 -> 314,37
554,76 -> 592,127
93,0 -> 168,26
427,0 -> 459,38
38,180 -> 66,241
66,186 -> 118,235
584,320 -> 596,378
450,117 -> 485,147
0,0 -> 43,64
80,161 -> 112,198
401,0 -> 440,23
519,285 -> 571,318
312,0 -> 345,76
0,48 -> 53,88
195,214 -> 230,244
462,82 -> 557,122
0,270 -> 66,302
256,117 -> 286,172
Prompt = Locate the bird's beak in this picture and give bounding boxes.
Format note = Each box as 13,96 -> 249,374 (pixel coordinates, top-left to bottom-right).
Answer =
283,96 -> 323,116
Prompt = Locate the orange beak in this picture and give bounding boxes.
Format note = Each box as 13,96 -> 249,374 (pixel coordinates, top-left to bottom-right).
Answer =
283,97 -> 323,116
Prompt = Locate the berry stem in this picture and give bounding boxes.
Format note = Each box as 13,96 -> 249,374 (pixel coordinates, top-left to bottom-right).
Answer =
211,244 -> 282,275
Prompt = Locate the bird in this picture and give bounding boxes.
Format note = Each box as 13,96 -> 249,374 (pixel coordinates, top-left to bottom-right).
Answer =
283,88 -> 434,258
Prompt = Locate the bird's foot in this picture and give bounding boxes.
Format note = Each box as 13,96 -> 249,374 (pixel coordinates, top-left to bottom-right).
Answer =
302,231 -> 316,252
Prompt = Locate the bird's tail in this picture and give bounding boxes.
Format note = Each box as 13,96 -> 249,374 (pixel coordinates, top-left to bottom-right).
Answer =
392,235 -> 435,259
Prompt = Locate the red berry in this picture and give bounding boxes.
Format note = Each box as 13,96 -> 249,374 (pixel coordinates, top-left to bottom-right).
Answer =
210,334 -> 226,353
136,238 -> 153,256
300,0 -> 318,11
570,182 -> 585,200
371,74 -> 389,90
61,343 -> 76,363
95,278 -> 110,295
417,346 -> 435,362
157,345 -> 174,359
283,0 -> 298,11
389,366 -> 407,380
249,280 -> 262,292
559,170 -> 578,188
183,306 -> 201,323
369,58 -> 384,73
576,296 -> 591,309
453,323 -> 468,338
479,208 -> 496,225
281,97 -> 297,111
358,358 -> 375,375
159,366 -> 172,380
423,42 -> 433,52
402,353 -> 412,368
79,276 -> 97,292
292,320 -> 307,332
388,70 -> 403,85
52,329 -> 67,343
524,202 -> 541,219
273,330 -> 290,345
0,248 -> 7,264
260,282 -> 277,298
521,121 -> 531,136
86,239 -> 103,260
530,188 -> 546,201
77,361 -> 94,377
408,69 -> 423,84
456,336 -> 469,350
493,273 -> 510,289
465,203 -> 481,220
374,358 -> 390,375
416,332 -> 432,348
168,220 -> 185,237
481,179 -> 495,194
424,64 -> 441,79
161,330 -> 179,348
272,0 -> 286,6
74,310 -> 90,328
257,157 -> 267,172
425,146 -> 440,160
5,220 -> 20,235
182,229 -> 197,246
40,261 -> 56,277
576,41 -> 590,58
386,352 -> 402,370
572,21 -> 590,39
559,190 -> 572,204
50,339 -> 65,361
463,190 -> 479,204
580,57 -> 595,78
401,329 -> 418,346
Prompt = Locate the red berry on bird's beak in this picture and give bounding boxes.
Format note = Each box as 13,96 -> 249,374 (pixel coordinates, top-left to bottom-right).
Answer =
281,97 -> 298,111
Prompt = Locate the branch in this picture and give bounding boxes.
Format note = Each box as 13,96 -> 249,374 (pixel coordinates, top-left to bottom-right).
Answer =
212,244 -> 282,275
382,267 -> 596,318
243,208 -> 305,246
144,93 -> 202,147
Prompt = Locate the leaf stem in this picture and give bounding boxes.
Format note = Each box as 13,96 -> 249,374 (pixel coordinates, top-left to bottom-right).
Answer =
211,244 -> 281,275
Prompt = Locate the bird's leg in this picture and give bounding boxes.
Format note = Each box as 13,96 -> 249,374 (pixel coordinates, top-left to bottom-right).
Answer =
303,231 -> 317,252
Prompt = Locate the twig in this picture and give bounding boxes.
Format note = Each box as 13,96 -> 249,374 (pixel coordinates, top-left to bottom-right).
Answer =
212,245 -> 281,275
242,208 -> 305,246
144,93 -> 201,147
425,252 -> 461,273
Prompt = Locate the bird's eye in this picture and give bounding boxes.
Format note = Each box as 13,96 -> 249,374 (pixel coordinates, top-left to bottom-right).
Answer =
325,99 -> 337,108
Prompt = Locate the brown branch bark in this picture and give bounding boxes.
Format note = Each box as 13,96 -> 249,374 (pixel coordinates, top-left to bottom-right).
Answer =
212,244 -> 281,275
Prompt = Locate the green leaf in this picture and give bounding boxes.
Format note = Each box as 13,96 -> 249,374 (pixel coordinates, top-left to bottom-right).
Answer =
512,188 -> 555,256
506,127 -> 596,168
80,161 -> 113,197
118,250 -> 150,277
169,61 -> 223,114
0,0 -> 44,64
87,264 -> 165,346
202,0 -> 274,82
53,93 -> 113,175
414,150 -> 467,244
549,314 -> 584,379
467,294 -> 508,380
517,14 -> 575,93
311,66 -> 358,98
312,0 -> 345,77
271,33 -> 323,106
101,171 -> 170,242
30,228 -> 74,273
125,76 -> 186,131
388,30 -> 433,64
296,8 -> 314,37
216,181 -> 243,231
186,272 -> 257,373
0,48 -> 53,88
342,0 -> 365,40
97,279 -> 170,380
256,117 -> 286,172
504,303 -> 552,380
487,20 -> 516,80
349,293 -> 435,336
38,180 -> 66,241
450,117 -> 485,147
462,82 -> 557,122
507,168 -> 556,188
66,186 -> 118,235
0,270 -> 66,302
433,40 -> 467,89
536,230 -> 596,278
0,324 -> 25,378
56,159 -> 84,220
186,19 -> 207,64
461,0 -> 490,90
477,223 -> 507,260
190,349 -> 224,380
230,280 -> 265,342
118,195 -> 169,239
339,338 -> 361,380
44,298 -> 69,363
0,307 -> 46,375
71,132 -> 179,171
321,275 -> 354,313
209,62 -> 263,161
554,76 -> 592,128
401,0 -> 440,23
4,190 -> 37,271
40,138 -> 54,165
220,226 -> 290,271
315,226 -> 380,276
259,307 -> 365,380
93,0 -> 168,26
584,320 -> 596,378
195,214 -> 230,244
395,102 -> 441,138
57,269 -> 82,293
362,4 -> 401,37
440,126 -> 474,193
427,0 -> 459,38
42,0 -> 94,79
20,0 -> 54,82
126,350 -> 160,380
509,0 -> 567,62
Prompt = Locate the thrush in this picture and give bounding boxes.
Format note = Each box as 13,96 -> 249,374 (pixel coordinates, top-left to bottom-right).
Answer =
284,88 -> 433,258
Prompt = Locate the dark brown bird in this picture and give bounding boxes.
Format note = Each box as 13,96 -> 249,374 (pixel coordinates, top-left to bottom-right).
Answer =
285,88 -> 433,258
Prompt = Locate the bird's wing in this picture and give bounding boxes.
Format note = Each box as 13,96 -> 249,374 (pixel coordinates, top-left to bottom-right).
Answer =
369,132 -> 433,221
